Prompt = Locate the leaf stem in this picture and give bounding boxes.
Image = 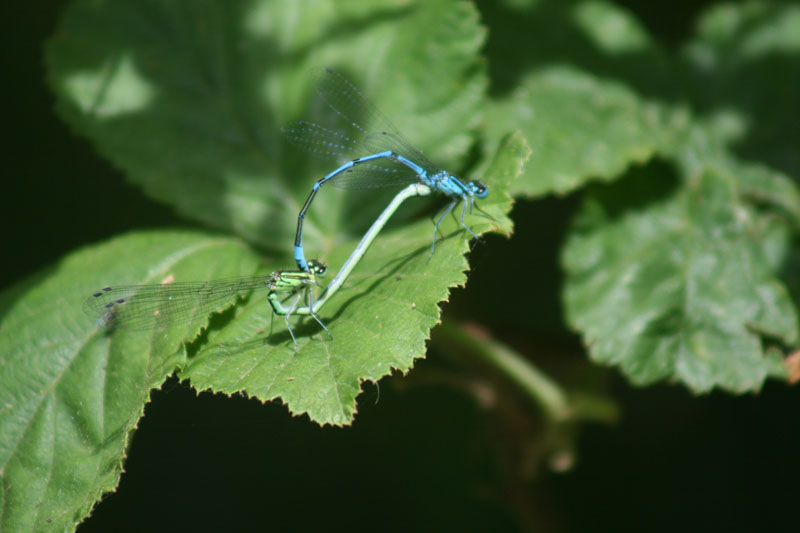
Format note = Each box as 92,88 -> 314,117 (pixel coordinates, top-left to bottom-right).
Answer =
435,321 -> 571,422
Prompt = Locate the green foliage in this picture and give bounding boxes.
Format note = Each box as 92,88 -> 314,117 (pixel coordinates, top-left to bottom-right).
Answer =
487,65 -> 684,196
183,133 -> 522,424
0,135 -> 521,529
563,166 -> 797,392
683,2 -> 800,175
0,233 -> 258,532
45,0 -> 486,250
2,0 -> 800,530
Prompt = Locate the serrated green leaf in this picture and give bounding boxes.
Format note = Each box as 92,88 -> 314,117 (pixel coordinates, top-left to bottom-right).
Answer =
0,133 -> 526,529
45,0 -> 487,252
183,132 -> 527,425
675,121 -> 800,233
486,65 -> 685,197
563,165 -> 799,393
0,232 -> 260,532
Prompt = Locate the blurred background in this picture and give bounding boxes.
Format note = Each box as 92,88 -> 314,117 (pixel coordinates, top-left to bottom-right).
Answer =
4,1 -> 800,531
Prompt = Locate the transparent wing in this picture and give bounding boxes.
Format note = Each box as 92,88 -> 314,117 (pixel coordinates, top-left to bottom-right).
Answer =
311,67 -> 442,175
84,275 -> 276,331
282,121 -> 419,189
329,162 -> 418,190
361,131 -> 441,173
310,67 -> 395,136
281,121 -> 360,163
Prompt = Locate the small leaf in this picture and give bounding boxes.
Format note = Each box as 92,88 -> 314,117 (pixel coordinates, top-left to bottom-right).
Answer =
563,165 -> 799,393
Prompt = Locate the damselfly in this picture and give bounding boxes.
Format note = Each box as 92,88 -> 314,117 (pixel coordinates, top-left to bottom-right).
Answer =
283,68 -> 488,271
84,260 -> 329,351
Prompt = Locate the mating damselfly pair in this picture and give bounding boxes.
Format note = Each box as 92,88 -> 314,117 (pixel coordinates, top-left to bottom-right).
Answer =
85,69 -> 489,350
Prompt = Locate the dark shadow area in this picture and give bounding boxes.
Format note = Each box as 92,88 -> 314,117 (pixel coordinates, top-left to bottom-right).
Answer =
579,157 -> 680,219
612,0 -> 715,46
550,375 -> 800,533
687,50 -> 800,179
78,370 -> 521,532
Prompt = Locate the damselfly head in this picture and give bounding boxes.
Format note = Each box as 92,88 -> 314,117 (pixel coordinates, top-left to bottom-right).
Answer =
471,181 -> 489,198
307,259 -> 328,277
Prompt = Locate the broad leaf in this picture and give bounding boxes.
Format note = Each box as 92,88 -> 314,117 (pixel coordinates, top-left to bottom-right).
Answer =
0,232 -> 260,533
486,65 -> 684,197
479,1 -> 683,197
0,132 -> 526,531
563,161 -> 799,393
183,132 -> 527,424
45,0 -> 487,251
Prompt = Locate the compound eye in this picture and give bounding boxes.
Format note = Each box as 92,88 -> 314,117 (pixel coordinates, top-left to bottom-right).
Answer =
474,181 -> 489,198
308,259 -> 327,275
